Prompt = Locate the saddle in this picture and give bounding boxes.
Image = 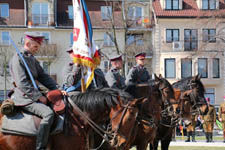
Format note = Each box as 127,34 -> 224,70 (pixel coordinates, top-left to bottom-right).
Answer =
0,90 -> 66,136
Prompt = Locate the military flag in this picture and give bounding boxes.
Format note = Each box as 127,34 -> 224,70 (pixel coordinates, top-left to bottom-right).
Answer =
72,0 -> 100,91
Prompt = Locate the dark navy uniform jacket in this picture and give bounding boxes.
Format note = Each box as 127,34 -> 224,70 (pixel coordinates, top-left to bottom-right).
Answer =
10,49 -> 58,106
125,65 -> 150,85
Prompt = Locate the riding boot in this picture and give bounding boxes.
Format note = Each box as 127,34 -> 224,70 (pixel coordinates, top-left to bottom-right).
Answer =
209,132 -> 213,142
223,132 -> 225,143
36,124 -> 51,150
192,131 -> 196,142
185,132 -> 190,142
205,132 -> 209,142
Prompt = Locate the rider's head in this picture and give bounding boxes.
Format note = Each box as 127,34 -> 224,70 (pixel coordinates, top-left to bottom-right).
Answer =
110,54 -> 123,70
24,32 -> 44,54
135,52 -> 146,67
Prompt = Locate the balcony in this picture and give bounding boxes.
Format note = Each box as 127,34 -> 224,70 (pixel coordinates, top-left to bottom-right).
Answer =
127,17 -> 152,31
28,14 -> 55,27
35,44 -> 57,60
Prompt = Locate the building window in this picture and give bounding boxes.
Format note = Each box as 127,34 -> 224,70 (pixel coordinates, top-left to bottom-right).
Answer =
0,90 -> 10,101
204,88 -> 215,104
166,29 -> 179,43
70,32 -> 73,46
165,58 -> 176,78
202,29 -> 216,42
101,6 -> 112,20
68,5 -> 73,19
213,58 -> 219,78
184,29 -> 198,51
198,58 -> 208,78
181,58 -> 192,78
103,33 -> 114,46
127,34 -> 144,46
0,4 -> 9,18
165,0 -> 179,10
1,32 -> 10,45
202,0 -> 216,10
41,32 -> 50,44
128,6 -> 142,20
32,3 -> 49,25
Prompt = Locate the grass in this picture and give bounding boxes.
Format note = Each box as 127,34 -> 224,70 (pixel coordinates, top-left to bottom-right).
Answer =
131,146 -> 225,150
175,136 -> 224,141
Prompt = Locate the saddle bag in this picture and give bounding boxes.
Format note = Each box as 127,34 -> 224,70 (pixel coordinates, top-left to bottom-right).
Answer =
46,90 -> 65,114
0,99 -> 15,115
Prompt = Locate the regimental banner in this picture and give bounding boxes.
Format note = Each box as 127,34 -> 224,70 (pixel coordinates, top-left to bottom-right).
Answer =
72,0 -> 100,89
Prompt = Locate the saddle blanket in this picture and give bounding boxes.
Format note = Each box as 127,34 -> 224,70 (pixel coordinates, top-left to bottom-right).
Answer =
1,111 -> 64,136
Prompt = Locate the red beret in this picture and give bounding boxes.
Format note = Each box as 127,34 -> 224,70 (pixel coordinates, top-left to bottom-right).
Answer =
25,32 -> 44,45
135,52 -> 146,60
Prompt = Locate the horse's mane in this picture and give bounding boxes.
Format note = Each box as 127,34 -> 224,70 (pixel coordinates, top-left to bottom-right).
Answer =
159,77 -> 174,93
70,88 -> 133,113
172,76 -> 205,92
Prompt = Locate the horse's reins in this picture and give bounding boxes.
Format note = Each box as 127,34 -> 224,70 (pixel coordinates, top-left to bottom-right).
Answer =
66,96 -> 137,149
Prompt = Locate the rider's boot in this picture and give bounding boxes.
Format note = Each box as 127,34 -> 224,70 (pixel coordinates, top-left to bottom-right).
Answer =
185,132 -> 190,142
192,131 -> 196,142
223,131 -> 225,143
36,124 -> 51,150
205,132 -> 209,142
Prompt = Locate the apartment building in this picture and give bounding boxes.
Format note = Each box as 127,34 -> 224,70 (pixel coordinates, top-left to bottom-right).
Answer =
152,0 -> 225,105
0,0 -> 153,100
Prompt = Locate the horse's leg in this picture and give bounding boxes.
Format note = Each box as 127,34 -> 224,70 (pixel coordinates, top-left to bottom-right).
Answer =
150,139 -> 159,150
136,142 -> 148,150
160,133 -> 172,150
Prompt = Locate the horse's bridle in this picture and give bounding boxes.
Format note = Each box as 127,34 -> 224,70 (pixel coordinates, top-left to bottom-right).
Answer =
109,101 -> 139,148
159,86 -> 179,127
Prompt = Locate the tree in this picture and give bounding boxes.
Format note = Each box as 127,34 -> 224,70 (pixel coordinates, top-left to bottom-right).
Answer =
0,45 -> 13,99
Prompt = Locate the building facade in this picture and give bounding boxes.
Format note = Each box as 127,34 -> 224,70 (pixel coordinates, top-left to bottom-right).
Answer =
0,0 -> 153,100
152,0 -> 225,105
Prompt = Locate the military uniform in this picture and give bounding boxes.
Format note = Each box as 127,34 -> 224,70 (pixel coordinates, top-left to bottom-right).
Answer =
201,104 -> 216,142
185,115 -> 198,142
105,67 -> 125,89
63,62 -> 108,93
125,65 -> 150,85
10,32 -> 59,150
219,101 -> 225,142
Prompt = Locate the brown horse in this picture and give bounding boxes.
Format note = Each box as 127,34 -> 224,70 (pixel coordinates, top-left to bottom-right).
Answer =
150,74 -> 208,150
0,88 -> 145,150
124,74 -> 178,150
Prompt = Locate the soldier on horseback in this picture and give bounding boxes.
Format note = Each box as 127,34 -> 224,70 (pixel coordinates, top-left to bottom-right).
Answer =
10,32 -> 62,150
62,47 -> 108,95
125,52 -> 150,85
105,54 -> 125,89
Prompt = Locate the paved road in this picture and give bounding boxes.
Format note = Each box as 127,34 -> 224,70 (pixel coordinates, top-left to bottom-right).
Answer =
168,141 -> 225,147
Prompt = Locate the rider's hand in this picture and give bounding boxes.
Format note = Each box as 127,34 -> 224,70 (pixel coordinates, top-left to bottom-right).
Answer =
38,96 -> 47,104
61,90 -> 68,96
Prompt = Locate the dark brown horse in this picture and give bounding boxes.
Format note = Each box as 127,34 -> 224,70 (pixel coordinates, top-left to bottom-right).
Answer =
0,88 -> 145,150
150,74 -> 208,150
124,74 -> 178,150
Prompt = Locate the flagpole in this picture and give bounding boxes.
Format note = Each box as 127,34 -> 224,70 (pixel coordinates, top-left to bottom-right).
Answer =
81,66 -> 86,92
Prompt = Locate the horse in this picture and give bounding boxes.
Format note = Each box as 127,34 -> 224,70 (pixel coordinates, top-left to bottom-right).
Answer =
123,74 -> 178,150
150,74 -> 208,150
0,88 -> 146,150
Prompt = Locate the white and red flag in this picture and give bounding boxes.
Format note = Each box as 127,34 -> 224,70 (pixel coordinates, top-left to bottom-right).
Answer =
72,0 -> 100,90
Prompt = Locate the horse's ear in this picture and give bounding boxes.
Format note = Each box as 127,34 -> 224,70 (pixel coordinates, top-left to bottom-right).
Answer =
159,74 -> 163,79
154,74 -> 160,81
134,97 -> 148,105
194,74 -> 201,81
